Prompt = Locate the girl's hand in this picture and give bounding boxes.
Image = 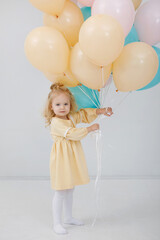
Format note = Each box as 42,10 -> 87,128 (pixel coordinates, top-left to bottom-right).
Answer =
96,107 -> 113,116
105,107 -> 113,117
87,123 -> 99,133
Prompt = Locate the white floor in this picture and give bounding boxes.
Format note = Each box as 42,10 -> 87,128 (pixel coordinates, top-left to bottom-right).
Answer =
0,179 -> 160,240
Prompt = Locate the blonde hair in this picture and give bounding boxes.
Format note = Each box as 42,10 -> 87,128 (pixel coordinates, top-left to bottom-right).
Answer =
43,83 -> 78,126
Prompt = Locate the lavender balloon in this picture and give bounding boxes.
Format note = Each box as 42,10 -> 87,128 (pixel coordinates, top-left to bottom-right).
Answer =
134,0 -> 160,46
92,0 -> 135,36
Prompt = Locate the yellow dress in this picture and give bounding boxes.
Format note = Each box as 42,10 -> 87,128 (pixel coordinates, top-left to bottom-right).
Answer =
50,108 -> 98,190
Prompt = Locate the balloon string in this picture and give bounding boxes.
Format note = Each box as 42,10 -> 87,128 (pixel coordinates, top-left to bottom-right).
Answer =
101,66 -> 104,87
63,71 -> 72,83
92,89 -> 101,108
105,75 -> 112,102
90,79 -> 131,228
99,67 -> 104,105
92,89 -> 100,106
90,129 -> 102,228
94,89 -> 101,108
90,75 -> 113,227
113,91 -> 132,113
101,74 -> 113,108
77,85 -> 99,108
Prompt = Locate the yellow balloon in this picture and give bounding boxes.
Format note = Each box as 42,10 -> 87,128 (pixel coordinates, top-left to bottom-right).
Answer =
79,14 -> 125,66
132,0 -> 142,10
24,26 -> 69,74
70,43 -> 112,89
29,0 -> 66,16
112,42 -> 159,92
43,1 -> 84,47
44,69 -> 79,87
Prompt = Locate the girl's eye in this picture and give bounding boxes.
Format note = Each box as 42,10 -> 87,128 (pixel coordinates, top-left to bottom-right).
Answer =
56,104 -> 60,106
64,103 -> 68,105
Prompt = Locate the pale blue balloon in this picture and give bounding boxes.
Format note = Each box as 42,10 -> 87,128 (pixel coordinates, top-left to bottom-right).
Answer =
81,7 -> 91,21
68,84 -> 100,110
124,25 -> 139,46
137,46 -> 160,91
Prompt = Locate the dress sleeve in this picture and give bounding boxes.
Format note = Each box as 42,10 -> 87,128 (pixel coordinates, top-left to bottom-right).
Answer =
72,108 -> 98,124
51,118 -> 88,141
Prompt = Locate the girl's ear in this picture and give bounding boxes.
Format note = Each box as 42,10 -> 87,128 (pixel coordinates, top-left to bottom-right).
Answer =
50,102 -> 53,111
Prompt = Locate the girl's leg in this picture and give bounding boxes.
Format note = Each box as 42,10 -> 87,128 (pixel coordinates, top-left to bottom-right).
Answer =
64,187 -> 84,225
52,190 -> 68,234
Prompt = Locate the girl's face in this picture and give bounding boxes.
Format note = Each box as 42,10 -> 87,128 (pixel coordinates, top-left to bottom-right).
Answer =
51,93 -> 70,118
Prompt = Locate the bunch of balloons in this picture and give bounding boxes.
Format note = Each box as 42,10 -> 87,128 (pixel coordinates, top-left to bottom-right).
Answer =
24,0 -> 160,100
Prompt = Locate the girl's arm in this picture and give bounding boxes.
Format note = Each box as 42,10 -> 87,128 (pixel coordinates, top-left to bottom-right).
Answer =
72,108 -> 98,124
71,107 -> 113,125
51,118 -> 99,141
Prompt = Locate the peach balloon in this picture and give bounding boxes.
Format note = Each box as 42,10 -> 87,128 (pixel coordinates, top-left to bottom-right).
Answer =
112,42 -> 159,92
24,26 -> 69,74
29,0 -> 66,16
79,14 -> 125,66
70,43 -> 112,89
43,1 -> 84,47
44,70 -> 79,87
92,0 -> 135,36
132,0 -> 142,10
134,0 -> 160,46
77,0 -> 94,7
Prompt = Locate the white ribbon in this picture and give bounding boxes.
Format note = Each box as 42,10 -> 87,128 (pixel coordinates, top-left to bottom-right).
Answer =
90,129 -> 102,227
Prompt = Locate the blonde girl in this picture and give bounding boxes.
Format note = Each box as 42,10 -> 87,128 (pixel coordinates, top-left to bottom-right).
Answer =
43,83 -> 113,235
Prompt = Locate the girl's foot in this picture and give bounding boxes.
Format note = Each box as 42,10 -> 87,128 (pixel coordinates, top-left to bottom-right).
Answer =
53,224 -> 68,234
64,217 -> 84,225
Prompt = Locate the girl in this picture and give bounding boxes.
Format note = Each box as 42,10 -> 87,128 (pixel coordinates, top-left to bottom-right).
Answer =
43,83 -> 113,235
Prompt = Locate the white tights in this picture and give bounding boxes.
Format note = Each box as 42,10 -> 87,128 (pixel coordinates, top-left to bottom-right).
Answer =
52,188 -> 84,234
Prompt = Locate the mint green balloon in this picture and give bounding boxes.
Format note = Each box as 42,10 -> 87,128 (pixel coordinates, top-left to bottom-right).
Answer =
124,25 -> 139,46
81,7 -> 91,21
68,84 -> 99,110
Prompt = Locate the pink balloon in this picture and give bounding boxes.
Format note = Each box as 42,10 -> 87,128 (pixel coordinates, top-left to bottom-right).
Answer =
134,0 -> 160,46
70,0 -> 77,4
78,0 -> 94,7
92,0 -> 135,36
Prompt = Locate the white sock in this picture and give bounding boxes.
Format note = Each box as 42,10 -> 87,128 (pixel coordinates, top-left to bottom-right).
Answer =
52,190 -> 68,234
64,188 -> 84,226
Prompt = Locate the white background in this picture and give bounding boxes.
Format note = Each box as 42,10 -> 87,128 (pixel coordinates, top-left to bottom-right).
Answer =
0,0 -> 160,178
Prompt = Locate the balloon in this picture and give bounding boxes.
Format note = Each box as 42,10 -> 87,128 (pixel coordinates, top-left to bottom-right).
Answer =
112,42 -> 159,92
70,0 -> 77,4
79,14 -> 125,66
124,25 -> 139,46
92,0 -> 135,36
134,0 -> 160,45
24,26 -> 69,74
77,0 -> 94,7
132,0 -> 142,10
69,84 -> 100,109
81,7 -> 91,21
77,2 -> 84,8
43,1 -> 83,47
44,69 -> 79,87
29,0 -> 66,16
137,46 -> 160,91
70,43 -> 112,89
